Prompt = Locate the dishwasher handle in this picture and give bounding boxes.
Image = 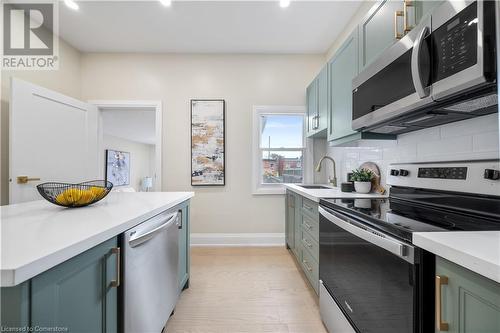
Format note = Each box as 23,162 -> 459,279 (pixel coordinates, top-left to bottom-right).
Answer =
129,212 -> 179,248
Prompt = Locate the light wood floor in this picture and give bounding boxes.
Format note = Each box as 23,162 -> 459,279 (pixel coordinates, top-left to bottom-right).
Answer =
165,247 -> 327,333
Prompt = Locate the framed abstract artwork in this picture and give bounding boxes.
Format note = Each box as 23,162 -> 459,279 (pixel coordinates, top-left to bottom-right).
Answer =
191,99 -> 225,186
105,149 -> 130,186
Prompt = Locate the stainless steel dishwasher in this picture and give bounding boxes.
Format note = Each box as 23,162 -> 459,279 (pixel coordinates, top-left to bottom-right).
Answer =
122,209 -> 180,333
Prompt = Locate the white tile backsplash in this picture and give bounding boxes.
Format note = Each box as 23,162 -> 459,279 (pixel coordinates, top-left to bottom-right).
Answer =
323,114 -> 499,188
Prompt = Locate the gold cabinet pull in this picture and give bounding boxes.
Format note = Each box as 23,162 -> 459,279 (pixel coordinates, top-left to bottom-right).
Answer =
302,259 -> 313,272
436,275 -> 449,331
110,247 -> 121,288
16,176 -> 41,184
403,0 -> 415,33
394,10 -> 404,39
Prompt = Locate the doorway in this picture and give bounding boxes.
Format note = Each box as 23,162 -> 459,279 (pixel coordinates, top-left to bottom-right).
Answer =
92,101 -> 162,192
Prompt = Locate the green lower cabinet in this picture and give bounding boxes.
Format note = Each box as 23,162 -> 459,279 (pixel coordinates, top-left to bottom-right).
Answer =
285,190 -> 319,295
178,202 -> 190,291
436,257 -> 500,333
31,237 -> 118,333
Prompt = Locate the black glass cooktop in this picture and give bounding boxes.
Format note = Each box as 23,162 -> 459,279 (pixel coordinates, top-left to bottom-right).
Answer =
319,187 -> 500,243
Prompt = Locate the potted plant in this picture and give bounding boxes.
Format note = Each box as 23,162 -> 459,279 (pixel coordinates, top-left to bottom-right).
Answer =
350,168 -> 374,194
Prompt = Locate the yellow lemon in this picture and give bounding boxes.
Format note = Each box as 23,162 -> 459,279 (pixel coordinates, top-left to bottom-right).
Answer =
63,188 -> 82,204
76,189 -> 94,205
55,193 -> 68,205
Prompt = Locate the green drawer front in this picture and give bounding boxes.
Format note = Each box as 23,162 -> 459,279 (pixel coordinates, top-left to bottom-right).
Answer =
301,213 -> 319,242
301,227 -> 319,262
302,198 -> 318,219
301,246 -> 319,294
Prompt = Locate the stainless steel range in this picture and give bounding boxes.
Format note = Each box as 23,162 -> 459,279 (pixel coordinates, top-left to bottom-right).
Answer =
319,160 -> 500,333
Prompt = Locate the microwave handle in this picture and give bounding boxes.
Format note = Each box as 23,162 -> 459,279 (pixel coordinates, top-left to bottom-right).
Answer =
411,25 -> 431,98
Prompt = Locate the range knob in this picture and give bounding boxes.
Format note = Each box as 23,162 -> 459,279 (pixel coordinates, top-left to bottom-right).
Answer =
390,169 -> 400,176
484,169 -> 500,180
399,169 -> 409,177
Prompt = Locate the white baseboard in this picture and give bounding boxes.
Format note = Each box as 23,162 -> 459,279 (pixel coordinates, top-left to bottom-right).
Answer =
190,233 -> 285,247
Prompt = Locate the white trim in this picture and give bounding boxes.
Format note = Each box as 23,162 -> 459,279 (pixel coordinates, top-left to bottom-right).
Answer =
190,233 -> 285,247
89,100 -> 163,191
252,105 -> 310,195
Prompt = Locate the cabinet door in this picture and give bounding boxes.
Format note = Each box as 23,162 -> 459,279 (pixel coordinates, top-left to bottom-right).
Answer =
359,0 -> 405,70
306,79 -> 318,137
285,191 -> 296,250
436,257 -> 500,333
317,66 -> 328,133
178,202 -> 190,291
293,193 -> 302,259
31,237 -> 118,333
328,29 -> 359,142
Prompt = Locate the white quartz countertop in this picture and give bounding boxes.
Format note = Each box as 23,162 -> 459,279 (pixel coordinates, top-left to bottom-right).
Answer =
285,184 -> 388,202
413,231 -> 500,284
1,192 -> 194,287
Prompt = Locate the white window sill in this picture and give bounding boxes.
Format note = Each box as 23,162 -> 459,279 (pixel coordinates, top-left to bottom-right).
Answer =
252,186 -> 286,195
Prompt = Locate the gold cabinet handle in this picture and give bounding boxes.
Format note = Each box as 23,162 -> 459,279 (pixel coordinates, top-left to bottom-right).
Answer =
16,176 -> 41,184
302,259 -> 313,272
394,10 -> 404,39
436,275 -> 449,331
110,247 -> 121,288
303,222 -> 312,231
403,0 -> 415,33
302,238 -> 313,249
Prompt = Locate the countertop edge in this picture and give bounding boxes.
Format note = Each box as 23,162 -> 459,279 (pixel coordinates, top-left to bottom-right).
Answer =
284,184 -> 388,201
413,233 -> 500,284
1,193 -> 194,287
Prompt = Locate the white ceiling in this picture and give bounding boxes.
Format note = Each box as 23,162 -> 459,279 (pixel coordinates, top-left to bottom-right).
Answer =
102,110 -> 156,145
59,1 -> 363,54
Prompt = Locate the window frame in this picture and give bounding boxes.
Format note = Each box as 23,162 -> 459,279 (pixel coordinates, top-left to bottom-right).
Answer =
252,105 -> 311,195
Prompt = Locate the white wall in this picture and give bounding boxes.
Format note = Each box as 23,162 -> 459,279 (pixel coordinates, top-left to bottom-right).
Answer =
80,53 -> 324,233
103,135 -> 155,191
0,40 -> 82,205
324,114 -> 500,188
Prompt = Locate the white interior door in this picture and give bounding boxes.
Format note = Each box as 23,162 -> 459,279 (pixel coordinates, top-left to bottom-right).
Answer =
9,78 -> 99,204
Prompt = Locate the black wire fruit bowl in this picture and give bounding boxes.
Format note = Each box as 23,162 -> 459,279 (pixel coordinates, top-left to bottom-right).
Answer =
37,180 -> 113,208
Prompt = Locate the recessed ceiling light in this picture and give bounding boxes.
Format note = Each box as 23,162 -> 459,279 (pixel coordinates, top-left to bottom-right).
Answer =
159,0 -> 172,7
279,0 -> 290,8
64,0 -> 79,11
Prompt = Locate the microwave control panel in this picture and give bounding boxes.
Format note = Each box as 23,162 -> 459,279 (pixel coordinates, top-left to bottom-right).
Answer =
432,2 -> 478,82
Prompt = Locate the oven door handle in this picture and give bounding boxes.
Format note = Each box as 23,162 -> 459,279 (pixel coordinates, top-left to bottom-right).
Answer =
319,207 -> 412,262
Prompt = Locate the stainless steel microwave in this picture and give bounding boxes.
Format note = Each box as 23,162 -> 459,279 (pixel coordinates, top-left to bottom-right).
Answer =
352,0 -> 497,135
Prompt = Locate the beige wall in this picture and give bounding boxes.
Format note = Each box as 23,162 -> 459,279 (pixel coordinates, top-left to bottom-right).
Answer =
104,135 -> 155,191
0,40 -> 82,205
81,54 -> 323,233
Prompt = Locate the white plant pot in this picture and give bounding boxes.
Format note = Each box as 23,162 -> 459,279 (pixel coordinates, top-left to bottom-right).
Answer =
354,181 -> 372,194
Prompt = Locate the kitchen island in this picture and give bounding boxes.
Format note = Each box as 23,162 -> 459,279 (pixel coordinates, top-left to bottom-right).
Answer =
1,192 -> 193,331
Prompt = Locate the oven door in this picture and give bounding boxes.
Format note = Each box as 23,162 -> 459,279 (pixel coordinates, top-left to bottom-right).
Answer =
430,1 -> 494,101
352,16 -> 433,132
319,206 -> 418,333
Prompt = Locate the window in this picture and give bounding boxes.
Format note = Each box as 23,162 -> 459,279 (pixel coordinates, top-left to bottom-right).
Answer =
252,106 -> 309,194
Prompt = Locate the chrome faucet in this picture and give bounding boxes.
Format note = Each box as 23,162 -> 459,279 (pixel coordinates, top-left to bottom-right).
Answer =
315,156 -> 337,187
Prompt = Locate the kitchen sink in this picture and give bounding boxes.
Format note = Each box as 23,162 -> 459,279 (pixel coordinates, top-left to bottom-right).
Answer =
297,185 -> 332,189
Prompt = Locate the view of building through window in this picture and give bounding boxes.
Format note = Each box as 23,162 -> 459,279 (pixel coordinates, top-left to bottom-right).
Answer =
260,114 -> 304,184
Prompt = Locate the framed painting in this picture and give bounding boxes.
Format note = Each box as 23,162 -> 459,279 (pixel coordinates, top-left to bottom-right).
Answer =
191,99 -> 225,186
105,149 -> 130,186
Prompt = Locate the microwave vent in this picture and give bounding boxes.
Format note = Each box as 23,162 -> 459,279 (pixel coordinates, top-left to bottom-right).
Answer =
442,94 -> 498,113
370,125 -> 407,134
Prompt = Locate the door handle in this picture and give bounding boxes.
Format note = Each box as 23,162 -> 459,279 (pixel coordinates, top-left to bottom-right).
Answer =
128,212 -> 178,247
435,275 -> 449,331
403,0 -> 415,33
17,176 -> 41,184
411,25 -> 431,98
302,259 -> 313,272
110,247 -> 121,288
394,10 -> 404,39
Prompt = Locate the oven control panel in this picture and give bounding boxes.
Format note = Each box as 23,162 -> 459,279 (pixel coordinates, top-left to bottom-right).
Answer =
387,161 -> 500,197
418,167 -> 467,179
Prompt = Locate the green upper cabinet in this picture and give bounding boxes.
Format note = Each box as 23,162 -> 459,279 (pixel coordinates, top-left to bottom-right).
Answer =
359,0 -> 442,71
31,237 -> 119,333
306,66 -> 327,138
436,257 -> 500,333
327,29 -> 359,142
